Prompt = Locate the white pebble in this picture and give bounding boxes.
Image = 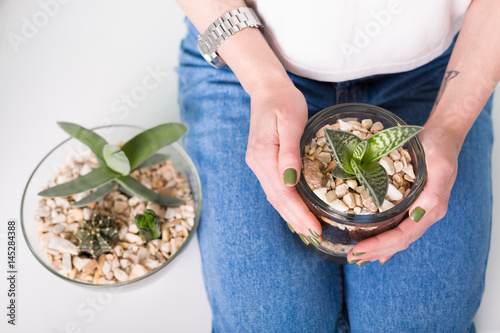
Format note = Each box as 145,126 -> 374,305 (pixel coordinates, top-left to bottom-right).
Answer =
346,179 -> 358,190
48,237 -> 78,255
330,199 -> 349,212
61,253 -> 72,275
313,187 -> 328,202
343,193 -> 356,209
379,156 -> 395,176
113,268 -> 128,282
389,150 -> 401,161
37,206 -> 51,217
386,183 -> 403,201
379,200 -> 395,212
103,261 -> 111,275
144,258 -> 159,270
131,264 -> 148,277
335,184 -> 350,199
338,119 -> 353,132
72,257 -> 90,271
120,259 -> 130,269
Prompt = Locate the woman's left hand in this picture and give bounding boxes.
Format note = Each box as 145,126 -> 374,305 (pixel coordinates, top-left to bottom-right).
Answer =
346,125 -> 461,265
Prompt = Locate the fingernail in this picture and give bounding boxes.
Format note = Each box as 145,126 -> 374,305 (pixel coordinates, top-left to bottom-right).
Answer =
308,236 -> 320,247
309,229 -> 319,239
348,259 -> 361,264
283,168 -> 297,185
357,261 -> 370,267
287,223 -> 295,233
410,207 -> 425,222
353,252 -> 366,256
299,234 -> 310,245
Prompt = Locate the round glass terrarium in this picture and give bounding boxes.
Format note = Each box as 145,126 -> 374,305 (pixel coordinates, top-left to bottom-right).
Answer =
296,103 -> 426,262
20,125 -> 202,286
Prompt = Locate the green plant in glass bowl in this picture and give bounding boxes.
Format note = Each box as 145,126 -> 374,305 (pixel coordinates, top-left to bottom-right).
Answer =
324,125 -> 422,208
21,123 -> 202,286
296,103 -> 427,262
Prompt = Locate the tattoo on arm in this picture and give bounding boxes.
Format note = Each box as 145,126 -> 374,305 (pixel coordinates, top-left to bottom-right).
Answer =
435,70 -> 460,106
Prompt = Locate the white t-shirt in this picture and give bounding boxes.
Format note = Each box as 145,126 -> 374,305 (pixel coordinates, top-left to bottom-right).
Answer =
246,0 -> 471,82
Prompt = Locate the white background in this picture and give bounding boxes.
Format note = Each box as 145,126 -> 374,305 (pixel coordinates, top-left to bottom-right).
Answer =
0,1 -> 498,332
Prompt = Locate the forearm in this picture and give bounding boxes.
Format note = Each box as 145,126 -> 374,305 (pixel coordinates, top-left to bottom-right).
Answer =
425,0 -> 500,149
175,0 -> 292,97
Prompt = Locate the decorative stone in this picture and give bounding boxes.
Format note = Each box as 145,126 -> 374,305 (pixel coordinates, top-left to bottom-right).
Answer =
335,184 -> 350,199
379,156 -> 395,176
386,183 -> 403,201
48,237 -> 78,255
73,257 -> 91,271
113,268 -> 128,282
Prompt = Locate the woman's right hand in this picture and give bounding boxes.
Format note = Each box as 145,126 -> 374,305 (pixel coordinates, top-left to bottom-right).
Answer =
245,80 -> 323,246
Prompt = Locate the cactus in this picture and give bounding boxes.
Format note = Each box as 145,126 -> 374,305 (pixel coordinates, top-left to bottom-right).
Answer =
134,209 -> 162,242
76,214 -> 119,258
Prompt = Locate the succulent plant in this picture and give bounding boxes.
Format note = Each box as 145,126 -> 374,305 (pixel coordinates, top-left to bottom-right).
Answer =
134,209 -> 162,242
76,214 -> 119,258
325,124 -> 423,208
38,122 -> 187,207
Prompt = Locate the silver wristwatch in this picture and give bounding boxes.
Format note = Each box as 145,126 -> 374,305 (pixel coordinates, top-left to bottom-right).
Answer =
197,7 -> 263,68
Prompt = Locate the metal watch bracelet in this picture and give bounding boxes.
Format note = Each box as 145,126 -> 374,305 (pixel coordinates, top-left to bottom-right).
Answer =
197,7 -> 262,68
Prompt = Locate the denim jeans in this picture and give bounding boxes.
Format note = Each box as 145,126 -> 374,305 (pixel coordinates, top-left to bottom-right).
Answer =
177,19 -> 493,333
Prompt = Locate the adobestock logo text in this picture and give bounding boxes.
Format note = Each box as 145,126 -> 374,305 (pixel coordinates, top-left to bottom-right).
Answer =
7,0 -> 72,53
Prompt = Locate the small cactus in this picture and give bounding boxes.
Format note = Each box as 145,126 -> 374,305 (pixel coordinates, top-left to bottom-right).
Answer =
134,209 -> 162,242
76,214 -> 119,258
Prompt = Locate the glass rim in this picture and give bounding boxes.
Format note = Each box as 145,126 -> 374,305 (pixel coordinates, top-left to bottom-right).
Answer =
297,103 -> 427,224
20,124 -> 202,287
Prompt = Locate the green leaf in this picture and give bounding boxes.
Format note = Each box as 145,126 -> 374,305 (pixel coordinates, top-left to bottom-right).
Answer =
38,166 -> 120,197
58,122 -> 108,165
362,126 -> 423,164
121,123 -> 187,170
352,140 -> 368,163
72,182 -> 117,207
103,144 -> 131,176
134,209 -> 162,242
133,153 -> 170,170
332,166 -> 356,179
115,175 -> 185,207
351,159 -> 388,208
324,129 -> 361,175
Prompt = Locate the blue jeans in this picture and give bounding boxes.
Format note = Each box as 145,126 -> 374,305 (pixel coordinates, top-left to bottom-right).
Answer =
177,19 -> 493,333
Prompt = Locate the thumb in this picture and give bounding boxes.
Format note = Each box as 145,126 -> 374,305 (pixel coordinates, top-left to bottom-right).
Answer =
277,112 -> 307,186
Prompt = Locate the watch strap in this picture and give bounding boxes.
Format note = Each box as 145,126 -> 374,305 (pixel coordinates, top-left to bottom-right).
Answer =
197,7 -> 263,68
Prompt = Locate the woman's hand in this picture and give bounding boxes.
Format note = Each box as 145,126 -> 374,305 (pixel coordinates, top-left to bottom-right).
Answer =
245,80 -> 323,245
346,125 -> 460,265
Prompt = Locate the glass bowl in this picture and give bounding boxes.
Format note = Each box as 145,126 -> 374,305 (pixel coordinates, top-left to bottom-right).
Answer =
296,103 -> 426,262
20,124 -> 202,286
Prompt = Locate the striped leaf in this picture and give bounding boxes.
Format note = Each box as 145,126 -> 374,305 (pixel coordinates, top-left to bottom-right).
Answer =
352,140 -> 368,163
351,159 -> 388,208
332,166 -> 356,180
362,126 -> 423,164
324,129 -> 360,175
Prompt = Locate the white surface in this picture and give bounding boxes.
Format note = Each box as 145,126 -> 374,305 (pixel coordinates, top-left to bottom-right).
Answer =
0,1 -> 498,332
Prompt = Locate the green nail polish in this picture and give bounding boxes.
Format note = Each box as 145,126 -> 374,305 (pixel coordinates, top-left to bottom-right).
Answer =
410,207 -> 425,222
309,229 -> 319,239
284,168 -> 297,185
308,236 -> 320,247
348,259 -> 361,264
299,234 -> 310,245
287,223 -> 295,233
353,252 -> 366,256
357,261 -> 370,267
